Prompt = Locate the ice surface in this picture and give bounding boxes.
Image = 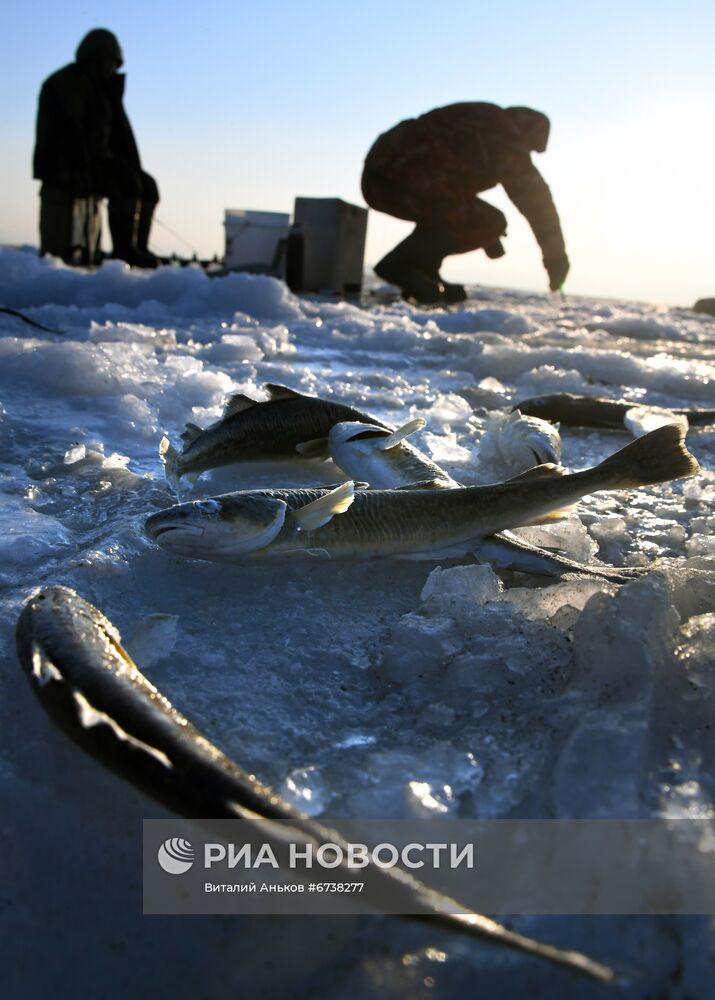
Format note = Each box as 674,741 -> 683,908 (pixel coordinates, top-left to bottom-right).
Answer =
2,247 -> 715,997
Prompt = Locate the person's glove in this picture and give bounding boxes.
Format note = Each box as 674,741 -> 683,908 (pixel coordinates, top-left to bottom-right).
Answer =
544,251 -> 570,291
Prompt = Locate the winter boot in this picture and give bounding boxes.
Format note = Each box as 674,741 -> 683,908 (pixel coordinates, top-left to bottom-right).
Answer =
109,196 -> 158,269
374,225 -> 467,304
136,200 -> 160,269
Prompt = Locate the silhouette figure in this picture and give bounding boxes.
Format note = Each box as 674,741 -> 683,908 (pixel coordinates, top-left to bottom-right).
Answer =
34,29 -> 159,268
362,102 -> 569,303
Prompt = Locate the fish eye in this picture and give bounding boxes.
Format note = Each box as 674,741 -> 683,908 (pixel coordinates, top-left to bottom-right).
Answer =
194,499 -> 222,515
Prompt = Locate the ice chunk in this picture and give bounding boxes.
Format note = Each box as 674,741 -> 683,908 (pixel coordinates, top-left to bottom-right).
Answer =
63,443 -> 86,465
589,514 -> 632,564
422,392 -> 473,429
572,575 -> 680,705
280,766 -> 331,816
686,535 -> 715,557
202,334 -> 264,364
346,744 -> 483,818
420,564 -> 503,612
0,495 -> 71,565
676,613 -> 715,701
421,430 -> 473,465
378,614 -> 463,684
405,780 -> 455,816
503,579 -> 611,622
555,710 -> 648,817
513,516 -> 599,564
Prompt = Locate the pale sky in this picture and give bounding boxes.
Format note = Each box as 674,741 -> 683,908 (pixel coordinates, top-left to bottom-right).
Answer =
2,0 -> 713,305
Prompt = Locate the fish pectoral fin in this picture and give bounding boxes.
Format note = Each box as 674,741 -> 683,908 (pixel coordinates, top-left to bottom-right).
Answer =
222,392 -> 258,418
125,614 -> 179,669
264,382 -> 305,400
29,642 -> 63,688
180,422 -> 203,446
394,478 -> 450,490
278,547 -> 332,558
320,481 -> 369,490
375,417 -> 426,450
290,481 -> 355,531
502,463 -> 566,483
295,437 -> 330,458
521,505 -> 576,525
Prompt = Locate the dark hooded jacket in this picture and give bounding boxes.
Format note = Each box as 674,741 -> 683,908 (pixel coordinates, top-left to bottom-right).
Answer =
33,35 -> 141,196
362,102 -> 566,264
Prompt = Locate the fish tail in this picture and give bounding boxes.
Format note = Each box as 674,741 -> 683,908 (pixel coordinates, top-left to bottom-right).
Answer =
159,436 -> 182,491
591,423 -> 699,489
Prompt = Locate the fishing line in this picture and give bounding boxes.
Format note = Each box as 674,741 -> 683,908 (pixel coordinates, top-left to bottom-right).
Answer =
153,217 -> 199,256
0,306 -> 64,335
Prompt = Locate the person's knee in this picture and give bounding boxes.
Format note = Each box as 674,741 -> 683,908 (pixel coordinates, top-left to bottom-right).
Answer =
102,158 -> 142,198
139,171 -> 159,205
451,204 -> 507,253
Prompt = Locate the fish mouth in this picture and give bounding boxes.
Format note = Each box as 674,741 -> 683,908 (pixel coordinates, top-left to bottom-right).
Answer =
149,523 -> 205,540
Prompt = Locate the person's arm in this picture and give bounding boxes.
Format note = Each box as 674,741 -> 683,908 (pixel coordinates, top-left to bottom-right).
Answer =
33,80 -> 62,181
33,72 -> 94,193
502,159 -> 569,290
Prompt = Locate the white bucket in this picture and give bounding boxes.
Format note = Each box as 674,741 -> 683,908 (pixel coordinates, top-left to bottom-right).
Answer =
223,209 -> 290,272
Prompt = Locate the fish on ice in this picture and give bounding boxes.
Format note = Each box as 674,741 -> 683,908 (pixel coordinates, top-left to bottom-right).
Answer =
15,585 -> 614,984
513,392 -> 715,433
326,418 -> 646,584
328,417 -> 461,489
478,409 -> 563,473
160,382 -> 389,489
145,423 -> 699,564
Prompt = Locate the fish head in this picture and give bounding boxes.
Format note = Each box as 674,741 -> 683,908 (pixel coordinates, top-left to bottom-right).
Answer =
497,412 -> 562,469
328,421 -> 392,472
145,495 -> 287,560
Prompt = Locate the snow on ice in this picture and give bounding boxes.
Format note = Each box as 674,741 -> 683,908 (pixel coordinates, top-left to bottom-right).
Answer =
2,247 -> 715,997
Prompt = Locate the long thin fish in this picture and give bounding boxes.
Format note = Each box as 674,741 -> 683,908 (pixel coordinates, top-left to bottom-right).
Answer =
514,392 -> 715,430
16,586 -> 615,983
145,424 -> 699,564
326,419 -> 644,584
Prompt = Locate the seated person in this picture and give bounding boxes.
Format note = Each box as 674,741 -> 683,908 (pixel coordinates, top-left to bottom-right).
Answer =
34,28 -> 160,268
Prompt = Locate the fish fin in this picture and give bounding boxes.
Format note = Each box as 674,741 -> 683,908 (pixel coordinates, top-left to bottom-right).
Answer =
394,478 -> 452,490
295,437 -> 330,458
264,383 -> 305,400
180,422 -> 203,446
29,641 -> 63,687
320,481 -> 369,490
375,417 -> 426,450
521,506 -> 575,525
477,532 -> 637,583
290,481 -> 355,531
276,548 -> 332,558
125,614 -> 179,669
222,392 -> 257,418
593,423 -> 699,488
503,463 -> 567,483
159,436 -> 182,491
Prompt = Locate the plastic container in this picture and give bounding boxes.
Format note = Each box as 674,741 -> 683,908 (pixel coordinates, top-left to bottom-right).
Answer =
223,209 -> 290,273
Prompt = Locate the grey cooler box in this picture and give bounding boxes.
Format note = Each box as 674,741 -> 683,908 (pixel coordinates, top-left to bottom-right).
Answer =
293,197 -> 368,294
